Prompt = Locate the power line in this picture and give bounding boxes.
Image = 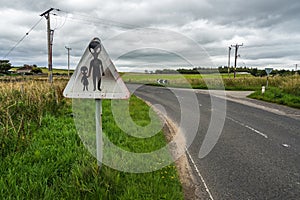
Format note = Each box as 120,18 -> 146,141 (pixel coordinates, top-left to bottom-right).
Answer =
57,10 -> 139,29
3,8 -> 139,70
3,8 -> 139,61
3,17 -> 43,59
51,11 -> 68,31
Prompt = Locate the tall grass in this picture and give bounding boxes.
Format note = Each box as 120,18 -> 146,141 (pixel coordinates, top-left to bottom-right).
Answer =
280,76 -> 300,96
0,80 -> 67,157
248,75 -> 300,108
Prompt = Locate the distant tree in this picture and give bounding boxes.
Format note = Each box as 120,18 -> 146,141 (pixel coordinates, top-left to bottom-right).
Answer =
0,60 -> 12,73
258,70 -> 267,77
250,68 -> 258,76
31,67 -> 43,74
155,69 -> 177,74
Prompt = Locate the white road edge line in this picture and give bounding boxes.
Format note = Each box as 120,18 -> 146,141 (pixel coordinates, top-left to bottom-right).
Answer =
227,117 -> 268,139
185,147 -> 215,200
244,125 -> 268,139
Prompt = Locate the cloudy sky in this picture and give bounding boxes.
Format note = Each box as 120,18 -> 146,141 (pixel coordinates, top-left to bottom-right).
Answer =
1,0 -> 300,72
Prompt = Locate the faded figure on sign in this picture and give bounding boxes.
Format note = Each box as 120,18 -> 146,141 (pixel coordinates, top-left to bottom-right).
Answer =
80,66 -> 89,91
88,38 -> 105,91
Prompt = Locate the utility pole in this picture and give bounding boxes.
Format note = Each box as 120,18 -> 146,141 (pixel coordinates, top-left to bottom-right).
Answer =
231,43 -> 243,78
65,46 -> 72,77
228,46 -> 231,78
296,64 -> 298,75
40,8 -> 60,83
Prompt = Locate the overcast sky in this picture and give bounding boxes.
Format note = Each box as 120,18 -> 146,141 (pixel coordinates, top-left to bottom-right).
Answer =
1,0 -> 300,72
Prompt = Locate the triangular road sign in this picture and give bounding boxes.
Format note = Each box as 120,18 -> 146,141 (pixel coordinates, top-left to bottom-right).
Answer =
63,37 -> 130,99
265,68 -> 273,75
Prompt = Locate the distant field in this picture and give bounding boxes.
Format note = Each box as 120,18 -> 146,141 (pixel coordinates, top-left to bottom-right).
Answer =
11,67 -> 73,74
122,72 -> 251,81
122,72 -> 262,90
40,67 -> 74,74
121,72 -> 300,108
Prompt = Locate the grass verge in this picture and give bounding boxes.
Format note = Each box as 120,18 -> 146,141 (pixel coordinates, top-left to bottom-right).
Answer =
248,87 -> 300,109
0,80 -> 184,199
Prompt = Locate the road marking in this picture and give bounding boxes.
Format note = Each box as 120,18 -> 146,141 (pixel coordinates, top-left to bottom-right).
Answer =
185,147 -> 215,200
227,117 -> 268,139
282,144 -> 291,148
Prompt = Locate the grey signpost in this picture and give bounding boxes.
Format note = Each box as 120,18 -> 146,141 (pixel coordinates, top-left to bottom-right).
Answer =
63,38 -> 130,167
95,99 -> 102,166
265,68 -> 273,88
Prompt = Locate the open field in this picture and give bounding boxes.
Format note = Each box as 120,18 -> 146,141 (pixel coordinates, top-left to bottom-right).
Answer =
122,72 -> 300,108
40,67 -> 74,74
122,72 -> 299,90
0,79 -> 183,199
10,67 -> 73,75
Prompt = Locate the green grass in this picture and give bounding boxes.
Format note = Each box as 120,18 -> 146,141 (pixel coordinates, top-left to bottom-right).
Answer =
11,67 -> 73,75
105,97 -> 167,153
40,67 -> 74,74
248,87 -> 300,109
122,73 -> 250,83
122,72 -> 264,90
0,80 -> 183,199
248,76 -> 300,108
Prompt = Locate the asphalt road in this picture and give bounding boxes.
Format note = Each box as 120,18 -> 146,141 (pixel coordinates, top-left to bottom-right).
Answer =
127,84 -> 300,200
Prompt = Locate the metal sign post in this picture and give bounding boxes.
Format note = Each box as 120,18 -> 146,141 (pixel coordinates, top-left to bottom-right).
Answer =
95,99 -> 102,167
265,68 -> 273,89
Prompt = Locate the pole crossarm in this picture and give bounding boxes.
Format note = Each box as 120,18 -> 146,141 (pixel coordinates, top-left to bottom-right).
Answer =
40,8 -> 60,17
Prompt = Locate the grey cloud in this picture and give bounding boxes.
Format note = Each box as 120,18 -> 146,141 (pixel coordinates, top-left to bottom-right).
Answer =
0,0 -> 55,12
1,0 -> 300,70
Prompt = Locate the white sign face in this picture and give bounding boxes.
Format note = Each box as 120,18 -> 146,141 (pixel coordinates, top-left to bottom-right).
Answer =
265,68 -> 273,75
63,38 -> 130,99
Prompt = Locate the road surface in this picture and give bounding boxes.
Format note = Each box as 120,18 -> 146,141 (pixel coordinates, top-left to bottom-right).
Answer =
127,84 -> 300,200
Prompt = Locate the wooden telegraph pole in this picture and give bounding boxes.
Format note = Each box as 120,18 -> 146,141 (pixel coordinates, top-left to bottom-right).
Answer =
40,8 -> 60,83
231,43 -> 243,78
65,46 -> 72,77
228,46 -> 231,78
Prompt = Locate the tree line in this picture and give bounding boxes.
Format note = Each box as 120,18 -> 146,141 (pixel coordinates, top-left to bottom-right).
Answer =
154,66 -> 299,76
0,60 -> 42,74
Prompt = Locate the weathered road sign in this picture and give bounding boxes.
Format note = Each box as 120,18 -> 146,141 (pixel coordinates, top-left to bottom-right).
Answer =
265,68 -> 273,75
63,37 -> 130,99
265,68 -> 273,88
63,37 -> 130,168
